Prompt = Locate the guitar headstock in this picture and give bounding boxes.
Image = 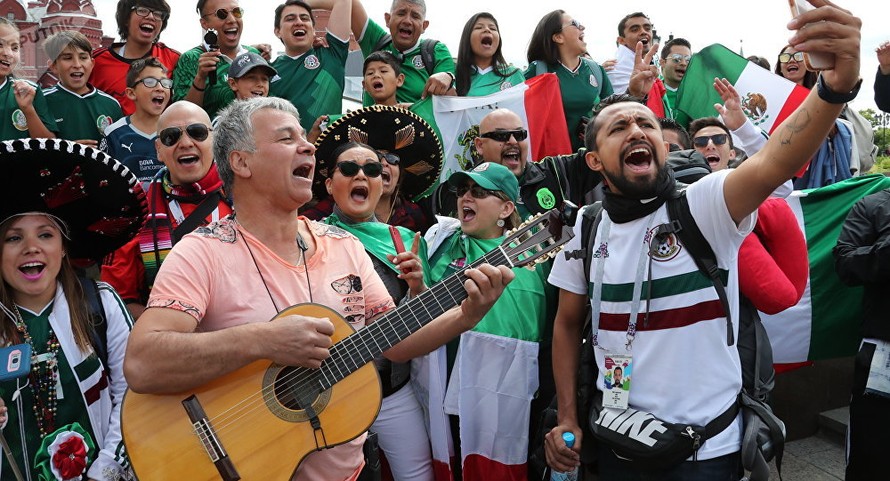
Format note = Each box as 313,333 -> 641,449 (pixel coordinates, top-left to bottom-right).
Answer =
502,209 -> 574,270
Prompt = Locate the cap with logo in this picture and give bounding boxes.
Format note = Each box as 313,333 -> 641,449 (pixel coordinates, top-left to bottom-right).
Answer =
448,162 -> 519,203
229,52 -> 277,79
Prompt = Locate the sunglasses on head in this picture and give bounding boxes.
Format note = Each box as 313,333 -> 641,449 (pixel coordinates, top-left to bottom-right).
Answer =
201,6 -> 244,21
692,134 -> 728,148
479,128 -> 528,143
667,53 -> 691,63
336,161 -> 383,178
131,77 -> 173,89
378,151 -> 400,165
779,51 -> 804,63
132,5 -> 169,20
159,123 -> 211,147
454,184 -> 495,199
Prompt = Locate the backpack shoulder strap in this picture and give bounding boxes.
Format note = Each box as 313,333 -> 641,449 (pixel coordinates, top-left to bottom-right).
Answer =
419,39 -> 440,77
372,34 -> 392,53
78,277 -> 109,368
533,60 -> 548,77
664,192 -> 734,346
563,202 -> 604,282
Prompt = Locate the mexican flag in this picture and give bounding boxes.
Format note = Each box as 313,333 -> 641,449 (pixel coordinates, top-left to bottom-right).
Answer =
764,175 -> 890,363
677,44 -> 810,134
423,73 -> 573,183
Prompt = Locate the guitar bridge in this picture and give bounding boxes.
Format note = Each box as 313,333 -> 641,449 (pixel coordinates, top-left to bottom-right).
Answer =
182,395 -> 241,481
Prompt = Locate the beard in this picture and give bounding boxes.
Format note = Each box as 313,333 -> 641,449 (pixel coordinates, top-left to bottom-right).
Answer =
602,163 -> 671,200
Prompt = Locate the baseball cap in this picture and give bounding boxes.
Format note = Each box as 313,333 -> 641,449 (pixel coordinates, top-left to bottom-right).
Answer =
448,162 -> 519,203
229,52 -> 277,79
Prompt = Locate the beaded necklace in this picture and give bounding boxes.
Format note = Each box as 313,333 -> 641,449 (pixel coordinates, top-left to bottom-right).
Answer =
12,304 -> 59,438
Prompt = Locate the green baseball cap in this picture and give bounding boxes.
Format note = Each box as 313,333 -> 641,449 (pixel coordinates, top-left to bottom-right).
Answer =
448,162 -> 519,203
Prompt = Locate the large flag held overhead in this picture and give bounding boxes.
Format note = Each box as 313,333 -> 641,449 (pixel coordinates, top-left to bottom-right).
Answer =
765,175 -> 890,363
426,73 -> 573,183
677,44 -> 810,134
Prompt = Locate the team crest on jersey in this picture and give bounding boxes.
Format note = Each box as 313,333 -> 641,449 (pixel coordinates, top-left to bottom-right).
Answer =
96,115 -> 113,133
648,226 -> 681,261
500,81 -> 513,91
11,109 -> 27,131
411,55 -> 425,69
741,92 -> 770,127
304,54 -> 320,70
589,74 -> 599,88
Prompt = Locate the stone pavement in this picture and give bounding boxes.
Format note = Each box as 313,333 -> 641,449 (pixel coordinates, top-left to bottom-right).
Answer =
768,433 -> 845,481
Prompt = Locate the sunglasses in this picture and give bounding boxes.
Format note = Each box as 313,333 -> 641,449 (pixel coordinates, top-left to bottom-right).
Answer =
378,151 -> 400,166
454,184 -> 495,199
131,6 -> 169,20
201,7 -> 244,21
159,123 -> 211,147
667,53 -> 691,64
336,161 -> 383,178
131,77 -> 173,89
562,19 -> 584,31
692,134 -> 728,148
479,128 -> 528,142
779,52 -> 804,63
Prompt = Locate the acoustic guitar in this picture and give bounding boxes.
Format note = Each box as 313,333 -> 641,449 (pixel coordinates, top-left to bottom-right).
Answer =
121,210 -> 572,480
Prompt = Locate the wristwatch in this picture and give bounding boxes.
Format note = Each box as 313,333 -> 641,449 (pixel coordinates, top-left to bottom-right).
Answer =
816,74 -> 862,104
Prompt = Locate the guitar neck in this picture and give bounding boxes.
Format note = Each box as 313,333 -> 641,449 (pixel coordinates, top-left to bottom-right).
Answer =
317,247 -> 510,390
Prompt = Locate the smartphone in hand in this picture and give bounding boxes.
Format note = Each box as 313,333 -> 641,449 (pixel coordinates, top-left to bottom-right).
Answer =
389,225 -> 406,254
788,0 -> 835,70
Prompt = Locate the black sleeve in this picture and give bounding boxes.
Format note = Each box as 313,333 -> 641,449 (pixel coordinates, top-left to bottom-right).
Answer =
833,192 -> 890,285
544,149 -> 603,208
876,67 -> 890,113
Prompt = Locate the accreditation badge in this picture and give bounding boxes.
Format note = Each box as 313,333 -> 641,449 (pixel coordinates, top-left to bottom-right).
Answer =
603,354 -> 632,409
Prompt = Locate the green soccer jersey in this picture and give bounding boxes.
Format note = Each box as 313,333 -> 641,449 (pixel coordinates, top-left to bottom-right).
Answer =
0,78 -> 58,139
270,32 -> 349,133
43,84 -> 123,142
663,86 -> 691,129
358,19 -> 454,106
172,45 -> 259,118
525,59 -> 614,151
466,64 -> 525,97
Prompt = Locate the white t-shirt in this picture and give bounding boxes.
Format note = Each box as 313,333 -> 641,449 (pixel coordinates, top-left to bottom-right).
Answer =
549,170 -> 756,460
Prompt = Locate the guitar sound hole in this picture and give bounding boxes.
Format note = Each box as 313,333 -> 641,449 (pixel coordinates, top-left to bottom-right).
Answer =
272,367 -> 319,411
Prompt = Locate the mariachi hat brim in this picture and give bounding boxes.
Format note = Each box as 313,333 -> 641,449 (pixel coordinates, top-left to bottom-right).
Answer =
314,105 -> 443,201
0,138 -> 148,260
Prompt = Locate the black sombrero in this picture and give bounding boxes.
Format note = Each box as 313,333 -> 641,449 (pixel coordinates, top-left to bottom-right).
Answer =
0,138 -> 148,260
314,105 -> 443,201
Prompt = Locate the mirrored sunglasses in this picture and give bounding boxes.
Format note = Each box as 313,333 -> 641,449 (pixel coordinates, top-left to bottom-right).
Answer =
159,123 -> 211,147
667,53 -> 691,63
692,134 -> 728,148
779,52 -> 805,63
336,161 -> 383,178
479,128 -> 528,142
202,7 -> 244,21
132,77 -> 173,89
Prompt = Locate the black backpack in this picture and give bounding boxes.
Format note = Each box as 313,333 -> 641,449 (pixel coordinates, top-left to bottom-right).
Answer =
372,35 -> 440,76
531,191 -> 785,480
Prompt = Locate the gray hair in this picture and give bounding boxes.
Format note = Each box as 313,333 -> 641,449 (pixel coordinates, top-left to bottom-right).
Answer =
390,0 -> 426,16
213,97 -> 301,194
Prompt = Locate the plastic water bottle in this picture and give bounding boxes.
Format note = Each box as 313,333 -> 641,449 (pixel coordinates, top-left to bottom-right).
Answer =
550,432 -> 579,481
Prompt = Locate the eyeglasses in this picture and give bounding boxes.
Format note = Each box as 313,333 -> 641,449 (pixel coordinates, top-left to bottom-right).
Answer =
159,123 -> 211,146
131,77 -> 173,89
667,53 -> 691,64
778,52 -> 804,63
479,128 -> 528,143
131,6 -> 169,20
378,151 -> 400,166
336,161 -> 383,178
692,134 -> 728,148
454,184 -> 495,199
201,7 -> 244,21
561,19 -> 584,31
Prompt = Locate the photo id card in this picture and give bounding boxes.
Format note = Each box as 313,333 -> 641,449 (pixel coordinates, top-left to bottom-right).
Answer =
603,354 -> 632,409
865,340 -> 890,398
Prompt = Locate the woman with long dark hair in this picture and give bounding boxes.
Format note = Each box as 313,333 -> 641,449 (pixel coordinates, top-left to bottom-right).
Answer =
455,12 -> 524,97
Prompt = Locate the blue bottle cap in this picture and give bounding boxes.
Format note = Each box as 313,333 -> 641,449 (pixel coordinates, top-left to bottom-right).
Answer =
562,432 -> 575,448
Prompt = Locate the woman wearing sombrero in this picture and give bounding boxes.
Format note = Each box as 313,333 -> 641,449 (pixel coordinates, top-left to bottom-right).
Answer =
304,105 -> 442,234
0,139 -> 147,481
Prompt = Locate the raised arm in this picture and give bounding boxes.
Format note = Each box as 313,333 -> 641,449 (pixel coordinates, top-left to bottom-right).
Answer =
326,0 -> 353,41
724,0 -> 861,224
306,0 -> 368,41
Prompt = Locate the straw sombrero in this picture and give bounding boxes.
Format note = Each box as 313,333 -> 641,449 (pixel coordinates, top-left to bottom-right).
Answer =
0,138 -> 148,260
314,105 -> 443,201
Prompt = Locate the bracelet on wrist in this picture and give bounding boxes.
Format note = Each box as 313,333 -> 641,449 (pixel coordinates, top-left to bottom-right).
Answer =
192,82 -> 206,92
816,74 -> 861,105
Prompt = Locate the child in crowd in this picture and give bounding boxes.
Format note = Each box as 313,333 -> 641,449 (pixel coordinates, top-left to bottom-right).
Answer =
43,31 -> 123,146
101,57 -> 171,186
0,18 -> 57,139
362,50 -> 404,107
227,51 -> 277,100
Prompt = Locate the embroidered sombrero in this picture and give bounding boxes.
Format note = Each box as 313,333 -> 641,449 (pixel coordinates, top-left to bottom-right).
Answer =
0,138 -> 148,260
314,105 -> 443,201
